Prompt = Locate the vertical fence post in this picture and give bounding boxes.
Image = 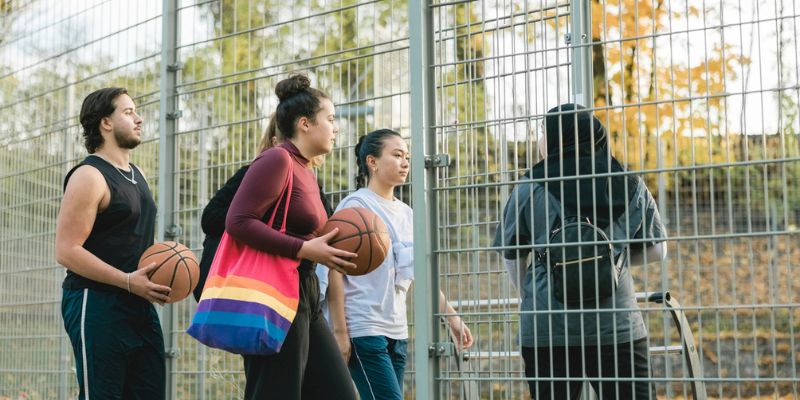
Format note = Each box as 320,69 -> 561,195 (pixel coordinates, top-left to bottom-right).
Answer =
58,79 -> 76,400
197,111 -> 208,400
158,1 -> 179,399
657,131 -> 673,398
570,0 -> 592,106
409,0 -> 439,398
573,3 -> 597,398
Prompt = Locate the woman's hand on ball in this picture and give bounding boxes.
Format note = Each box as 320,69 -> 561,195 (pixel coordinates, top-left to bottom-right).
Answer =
130,263 -> 172,304
298,229 -> 358,274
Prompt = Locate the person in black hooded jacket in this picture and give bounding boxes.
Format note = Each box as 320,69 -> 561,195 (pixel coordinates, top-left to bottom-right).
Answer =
194,117 -> 334,302
494,104 -> 667,399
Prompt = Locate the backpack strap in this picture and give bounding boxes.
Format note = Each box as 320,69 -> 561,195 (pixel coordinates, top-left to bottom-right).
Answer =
342,196 -> 399,243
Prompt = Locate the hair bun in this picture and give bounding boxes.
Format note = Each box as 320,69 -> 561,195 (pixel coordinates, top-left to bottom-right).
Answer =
275,74 -> 311,102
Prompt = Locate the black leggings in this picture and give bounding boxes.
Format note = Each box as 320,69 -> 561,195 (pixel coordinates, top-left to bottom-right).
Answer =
522,338 -> 653,400
242,266 -> 356,400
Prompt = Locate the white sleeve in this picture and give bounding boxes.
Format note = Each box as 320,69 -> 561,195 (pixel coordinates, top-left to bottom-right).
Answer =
629,242 -> 666,266
503,257 -> 527,295
393,242 -> 414,292
314,264 -> 330,301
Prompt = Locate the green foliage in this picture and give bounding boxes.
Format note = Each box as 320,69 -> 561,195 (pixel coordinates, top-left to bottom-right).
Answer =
435,3 -> 506,249
582,0 -> 799,227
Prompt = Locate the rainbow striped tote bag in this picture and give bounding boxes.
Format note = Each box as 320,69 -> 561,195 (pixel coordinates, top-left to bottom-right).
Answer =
187,156 -> 299,355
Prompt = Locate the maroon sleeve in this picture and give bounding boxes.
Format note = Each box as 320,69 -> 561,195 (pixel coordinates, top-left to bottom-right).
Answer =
225,148 -> 305,259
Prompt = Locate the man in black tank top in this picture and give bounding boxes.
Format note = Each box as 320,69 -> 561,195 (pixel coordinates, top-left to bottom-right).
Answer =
55,88 -> 172,400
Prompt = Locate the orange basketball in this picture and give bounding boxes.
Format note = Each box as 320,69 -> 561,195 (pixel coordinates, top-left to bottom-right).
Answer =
321,207 -> 391,276
138,241 -> 199,303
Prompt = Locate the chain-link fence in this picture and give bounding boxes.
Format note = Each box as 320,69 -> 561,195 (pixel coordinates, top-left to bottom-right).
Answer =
1,0 -> 798,399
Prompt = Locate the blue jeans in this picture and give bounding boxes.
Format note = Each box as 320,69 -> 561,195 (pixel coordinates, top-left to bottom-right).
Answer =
348,336 -> 408,400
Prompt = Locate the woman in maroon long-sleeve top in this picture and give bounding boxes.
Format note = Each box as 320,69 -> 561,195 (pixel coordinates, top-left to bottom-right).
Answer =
226,74 -> 358,400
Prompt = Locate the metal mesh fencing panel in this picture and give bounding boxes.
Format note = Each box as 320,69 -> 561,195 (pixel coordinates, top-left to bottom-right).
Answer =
170,0 -> 411,398
430,0 -> 800,399
0,1 -> 163,398
430,1 -> 574,398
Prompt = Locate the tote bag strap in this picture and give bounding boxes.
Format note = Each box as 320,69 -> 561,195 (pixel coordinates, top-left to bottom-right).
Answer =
345,196 -> 398,243
265,148 -> 295,234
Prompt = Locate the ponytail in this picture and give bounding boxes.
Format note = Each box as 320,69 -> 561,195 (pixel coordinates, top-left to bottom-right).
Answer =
354,135 -> 370,189
258,113 -> 281,153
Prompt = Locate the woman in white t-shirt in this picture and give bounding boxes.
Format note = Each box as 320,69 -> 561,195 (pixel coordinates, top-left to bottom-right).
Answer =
319,129 -> 473,400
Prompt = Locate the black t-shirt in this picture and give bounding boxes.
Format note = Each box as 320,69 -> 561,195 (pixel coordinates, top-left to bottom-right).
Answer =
61,155 -> 156,293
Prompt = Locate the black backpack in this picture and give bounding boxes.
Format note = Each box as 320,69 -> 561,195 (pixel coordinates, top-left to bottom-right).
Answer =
537,216 -> 625,307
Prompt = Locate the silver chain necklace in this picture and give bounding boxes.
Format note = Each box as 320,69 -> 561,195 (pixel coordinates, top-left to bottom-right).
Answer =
89,154 -> 138,184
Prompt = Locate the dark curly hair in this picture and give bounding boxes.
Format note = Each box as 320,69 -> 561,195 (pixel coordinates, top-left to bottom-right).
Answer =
274,74 -> 329,139
79,87 -> 128,153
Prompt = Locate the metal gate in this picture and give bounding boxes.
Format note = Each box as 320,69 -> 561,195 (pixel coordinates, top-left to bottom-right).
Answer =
414,0 -> 800,399
1,0 -> 798,399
